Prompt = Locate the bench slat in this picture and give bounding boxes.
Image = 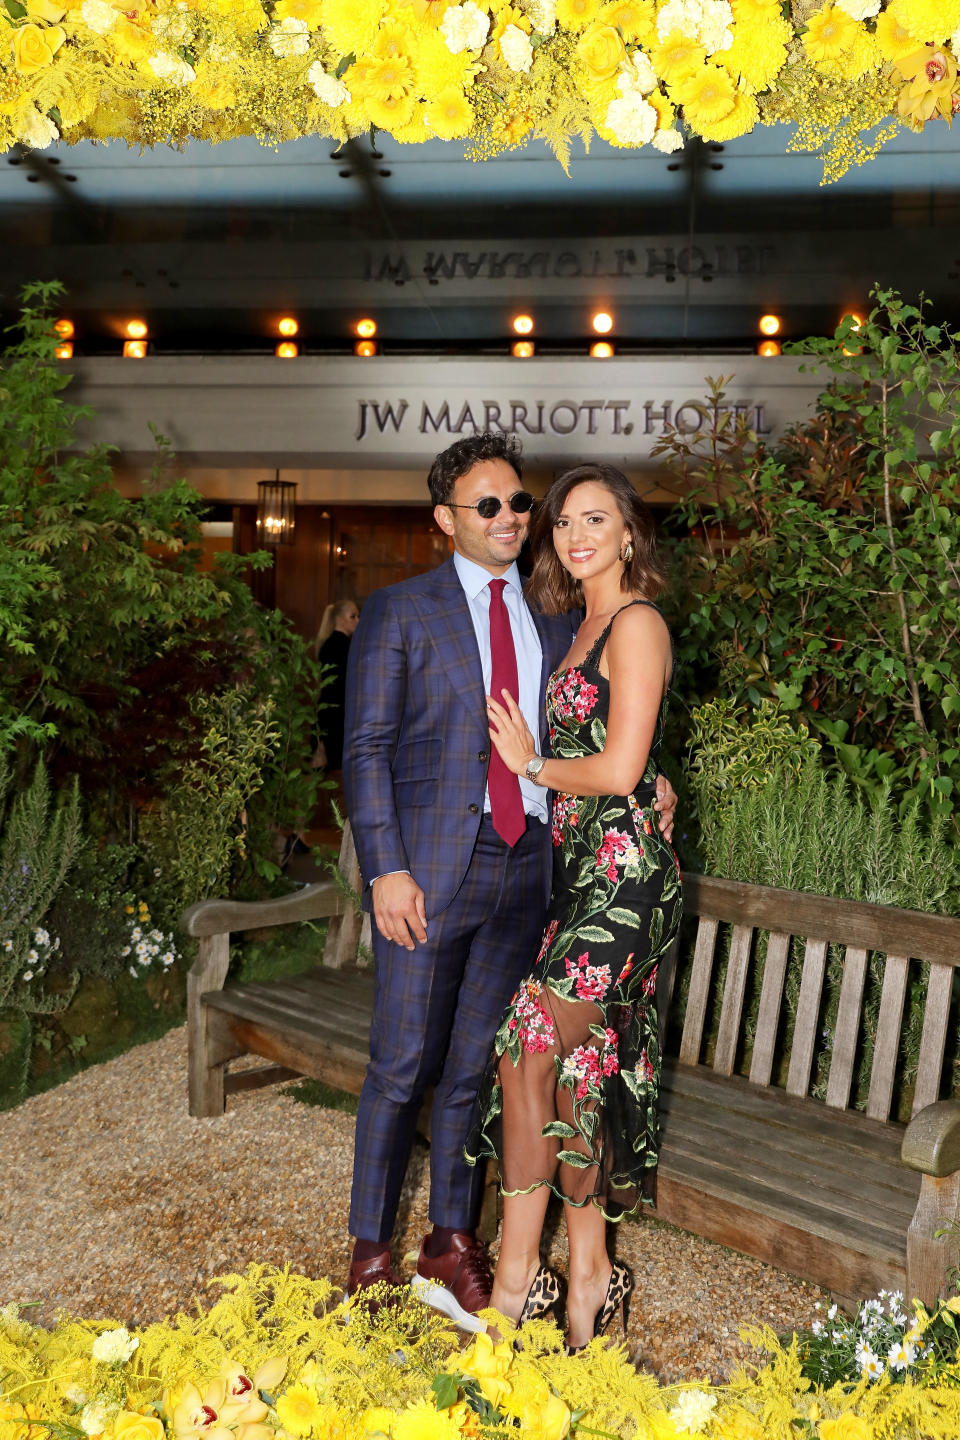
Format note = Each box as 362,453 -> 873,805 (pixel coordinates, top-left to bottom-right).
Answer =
911,961 -> 953,1116
713,924 -> 754,1076
749,930 -> 791,1087
205,986 -> 372,1048
825,946 -> 869,1111
867,955 -> 910,1121
678,917 -> 718,1065
786,938 -> 828,1098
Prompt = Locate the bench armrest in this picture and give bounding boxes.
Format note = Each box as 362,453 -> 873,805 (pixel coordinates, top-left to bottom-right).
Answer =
902,1100 -> 960,1177
180,879 -> 346,938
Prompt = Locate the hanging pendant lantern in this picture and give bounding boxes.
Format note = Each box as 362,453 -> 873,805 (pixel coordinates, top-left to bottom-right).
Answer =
256,471 -> 297,546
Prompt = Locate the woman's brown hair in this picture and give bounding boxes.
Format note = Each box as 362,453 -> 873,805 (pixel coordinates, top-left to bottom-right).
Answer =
526,464 -> 667,615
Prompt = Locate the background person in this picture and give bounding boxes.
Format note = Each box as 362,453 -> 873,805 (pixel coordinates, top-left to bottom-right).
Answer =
312,598 -> 360,771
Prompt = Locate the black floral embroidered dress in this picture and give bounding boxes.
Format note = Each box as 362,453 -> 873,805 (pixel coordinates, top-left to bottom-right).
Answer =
466,601 -> 683,1218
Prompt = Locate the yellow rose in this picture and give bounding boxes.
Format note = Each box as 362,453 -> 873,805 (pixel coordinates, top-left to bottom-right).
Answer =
12,21 -> 65,73
453,1331 -> 513,1409
112,1414 -> 165,1440
501,1374 -> 570,1440
577,23 -> 625,79
28,0 -> 66,19
819,1416 -> 875,1440
713,1410 -> 765,1440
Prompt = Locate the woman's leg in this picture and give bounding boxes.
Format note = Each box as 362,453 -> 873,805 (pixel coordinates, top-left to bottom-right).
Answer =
491,1187 -> 552,1321
563,1199 -> 612,1349
491,1044 -> 557,1321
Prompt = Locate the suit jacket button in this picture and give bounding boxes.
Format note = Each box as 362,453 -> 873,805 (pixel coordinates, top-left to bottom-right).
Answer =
468,803 -> 479,814
478,749 -> 488,762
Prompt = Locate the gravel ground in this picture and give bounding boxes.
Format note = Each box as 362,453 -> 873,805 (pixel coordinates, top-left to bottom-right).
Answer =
0,1025 -> 823,1382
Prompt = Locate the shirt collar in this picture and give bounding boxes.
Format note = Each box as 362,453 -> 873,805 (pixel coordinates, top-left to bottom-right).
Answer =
453,551 -> 523,601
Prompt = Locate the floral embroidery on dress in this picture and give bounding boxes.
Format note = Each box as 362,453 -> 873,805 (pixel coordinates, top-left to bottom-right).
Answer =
508,979 -> 556,1054
595,827 -> 642,882
551,792 -> 579,848
564,951 -> 612,1001
548,668 -> 600,724
561,1027 -> 620,1099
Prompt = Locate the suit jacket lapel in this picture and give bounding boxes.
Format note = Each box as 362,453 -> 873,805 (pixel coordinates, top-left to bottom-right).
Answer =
415,558 -> 488,722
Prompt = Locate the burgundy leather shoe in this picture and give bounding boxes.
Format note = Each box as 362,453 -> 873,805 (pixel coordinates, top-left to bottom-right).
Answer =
414,1232 -> 493,1316
346,1248 -> 403,1299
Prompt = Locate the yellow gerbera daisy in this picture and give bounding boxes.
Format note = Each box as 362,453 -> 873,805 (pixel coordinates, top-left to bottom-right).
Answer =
394,0 -> 459,26
371,53 -> 416,96
275,0 -> 324,26
650,31 -> 707,85
367,91 -> 418,129
373,17 -> 417,58
276,1383 -> 325,1440
802,6 -> 858,67
672,61 -> 736,125
831,28 -> 880,79
874,8 -> 922,62
891,0 -> 960,44
557,0 -> 603,33
426,84 -> 474,136
492,3 -> 531,39
600,0 -> 657,45
696,86 -> 757,139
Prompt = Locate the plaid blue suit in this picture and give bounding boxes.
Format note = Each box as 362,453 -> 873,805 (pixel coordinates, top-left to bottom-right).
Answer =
343,557 -> 578,1242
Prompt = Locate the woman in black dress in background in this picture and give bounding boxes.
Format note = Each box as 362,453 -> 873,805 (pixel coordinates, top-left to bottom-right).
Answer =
312,598 -> 360,770
466,465 -> 682,1352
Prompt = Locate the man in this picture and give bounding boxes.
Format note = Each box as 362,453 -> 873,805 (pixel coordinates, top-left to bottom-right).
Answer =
342,432 -> 676,1317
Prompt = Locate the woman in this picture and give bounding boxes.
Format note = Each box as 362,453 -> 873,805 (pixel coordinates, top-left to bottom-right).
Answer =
312,598 -> 360,770
465,464 -> 682,1352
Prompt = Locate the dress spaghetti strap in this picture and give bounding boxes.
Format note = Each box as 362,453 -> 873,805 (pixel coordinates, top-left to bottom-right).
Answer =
583,598 -> 668,674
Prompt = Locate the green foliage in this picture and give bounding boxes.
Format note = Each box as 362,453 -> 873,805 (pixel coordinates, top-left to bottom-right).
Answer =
663,288 -> 960,811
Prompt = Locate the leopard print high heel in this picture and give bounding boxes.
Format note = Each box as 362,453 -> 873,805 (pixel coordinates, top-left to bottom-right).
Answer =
566,1261 -> 633,1355
518,1264 -> 565,1325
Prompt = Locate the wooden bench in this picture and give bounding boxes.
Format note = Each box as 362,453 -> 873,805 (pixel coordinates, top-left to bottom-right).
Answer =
183,824 -> 960,1307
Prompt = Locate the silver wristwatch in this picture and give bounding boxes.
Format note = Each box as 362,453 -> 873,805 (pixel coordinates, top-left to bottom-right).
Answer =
525,754 -> 548,785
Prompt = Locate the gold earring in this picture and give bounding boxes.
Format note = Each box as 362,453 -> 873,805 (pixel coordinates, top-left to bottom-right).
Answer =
621,540 -> 634,563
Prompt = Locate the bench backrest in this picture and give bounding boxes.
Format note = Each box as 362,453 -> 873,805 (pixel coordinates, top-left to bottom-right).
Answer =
674,873 -> 960,1124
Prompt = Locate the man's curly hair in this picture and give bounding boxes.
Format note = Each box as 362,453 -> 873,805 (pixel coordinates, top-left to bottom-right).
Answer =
427,432 -> 523,507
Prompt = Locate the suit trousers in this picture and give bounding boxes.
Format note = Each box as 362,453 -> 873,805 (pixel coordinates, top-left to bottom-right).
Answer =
349,816 -> 549,1243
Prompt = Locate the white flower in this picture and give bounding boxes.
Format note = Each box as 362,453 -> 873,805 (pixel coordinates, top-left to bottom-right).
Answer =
440,1 -> 490,53
121,946 -> 131,956
152,9 -> 193,42
836,0 -> 879,15
22,971 -> 33,982
153,867 -> 162,877
269,16 -> 310,58
3,939 -> 12,952
657,0 -> 702,40
91,1327 -> 139,1365
862,1298 -> 883,1315
34,928 -> 49,946
80,1400 -> 118,1437
80,0 -> 119,33
668,1388 -> 717,1434
811,1320 -> 824,1336
605,92 -> 657,145
617,50 -> 657,94
652,127 -> 684,153
887,1338 -> 916,1372
307,61 -> 351,106
129,965 -> 138,977
27,949 -> 38,963
699,0 -> 733,52
63,1384 -> 88,1406
527,0 -> 556,33
131,927 -> 142,941
500,23 -> 533,70
854,1338 -> 883,1379
15,106 -> 59,150
148,51 -> 197,84
827,1303 -> 838,1320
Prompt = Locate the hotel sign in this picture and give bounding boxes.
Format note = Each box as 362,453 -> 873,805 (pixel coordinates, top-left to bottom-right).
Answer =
70,354 -> 826,468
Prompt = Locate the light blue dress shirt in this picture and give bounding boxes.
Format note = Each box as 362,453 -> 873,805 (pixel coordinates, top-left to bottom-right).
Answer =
453,551 -> 548,826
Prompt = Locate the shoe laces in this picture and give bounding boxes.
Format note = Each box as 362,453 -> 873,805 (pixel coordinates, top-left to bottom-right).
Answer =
458,1240 -> 493,1289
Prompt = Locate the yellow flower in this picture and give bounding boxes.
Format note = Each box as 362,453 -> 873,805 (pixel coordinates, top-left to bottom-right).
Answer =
891,0 -> 960,44
425,83 -> 474,136
896,43 -> 958,122
113,1413 -> 165,1440
395,0 -> 459,26
391,1399 -> 462,1440
320,0 -> 387,56
27,0 -> 65,19
577,22 -> 625,79
695,85 -> 756,138
192,60 -> 237,110
651,31 -> 707,84
802,5 -> 858,67
366,90 -> 418,129
557,0 -> 603,33
646,1415 -> 683,1440
672,62 -> 736,125
818,1416 -> 875,1440
361,1407 -> 395,1435
502,104 -> 534,140
276,1383 -> 325,1438
453,1331 -> 514,1409
373,18 -> 417,60
719,8 -> 789,90
713,1409 -> 765,1440
600,0 -> 656,45
275,0 -> 325,26
108,17 -> 155,66
647,86 -> 676,127
11,21 -> 65,73
361,52 -> 415,97
493,3 -> 531,39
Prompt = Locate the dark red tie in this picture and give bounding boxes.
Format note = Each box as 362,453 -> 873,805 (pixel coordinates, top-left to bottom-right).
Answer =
487,578 -> 526,847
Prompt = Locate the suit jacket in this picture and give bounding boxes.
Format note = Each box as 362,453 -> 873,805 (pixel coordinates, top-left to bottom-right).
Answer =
343,556 -> 578,918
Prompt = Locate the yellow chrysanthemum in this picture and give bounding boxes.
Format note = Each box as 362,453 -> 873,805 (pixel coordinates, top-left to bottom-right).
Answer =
672,61 -> 737,125
557,0 -> 603,33
391,1399 -> 462,1440
276,1383 -> 325,1440
275,0 -> 324,26
651,31 -> 707,85
802,5 -> 858,67
413,28 -> 477,95
717,12 -> 788,91
696,86 -> 757,138
874,8 -> 922,61
426,84 -> 474,136
891,0 -> 960,44
367,90 -> 418,129
321,0 -> 387,56
109,17 -> 156,66
600,0 -> 657,45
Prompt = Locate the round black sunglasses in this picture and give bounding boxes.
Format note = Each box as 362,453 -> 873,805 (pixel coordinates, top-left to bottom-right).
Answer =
444,491 -> 535,519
